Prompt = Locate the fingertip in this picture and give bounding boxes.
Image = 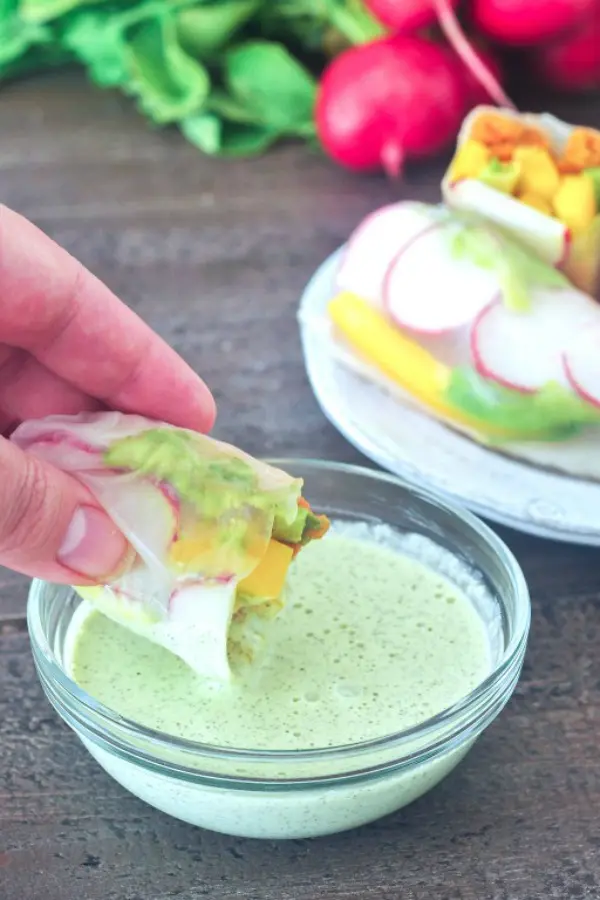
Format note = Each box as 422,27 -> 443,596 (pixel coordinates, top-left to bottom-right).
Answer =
0,440 -> 132,585
199,383 -> 217,432
162,376 -> 217,434
171,372 -> 217,433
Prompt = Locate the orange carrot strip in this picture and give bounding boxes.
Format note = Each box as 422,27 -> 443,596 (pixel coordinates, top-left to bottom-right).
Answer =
562,128 -> 600,170
487,140 -> 516,161
519,126 -> 551,149
470,113 -> 523,147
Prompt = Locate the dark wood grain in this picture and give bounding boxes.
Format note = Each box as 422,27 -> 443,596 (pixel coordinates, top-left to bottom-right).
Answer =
2,70 -> 600,900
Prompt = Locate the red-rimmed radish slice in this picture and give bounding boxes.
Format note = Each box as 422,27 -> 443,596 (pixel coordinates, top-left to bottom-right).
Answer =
74,583 -> 163,626
84,473 -> 179,557
444,179 -> 571,267
563,327 -> 600,408
336,202 -> 437,304
154,481 -> 182,537
383,223 -> 497,334
472,290 -> 594,393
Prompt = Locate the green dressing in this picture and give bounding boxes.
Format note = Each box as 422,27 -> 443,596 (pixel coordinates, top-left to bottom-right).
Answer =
71,533 -> 491,750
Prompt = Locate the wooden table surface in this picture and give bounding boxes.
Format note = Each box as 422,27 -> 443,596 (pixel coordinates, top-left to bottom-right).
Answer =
2,72 -> 600,900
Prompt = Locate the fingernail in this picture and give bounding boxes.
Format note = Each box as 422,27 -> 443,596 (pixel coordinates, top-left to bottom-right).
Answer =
58,505 -> 129,581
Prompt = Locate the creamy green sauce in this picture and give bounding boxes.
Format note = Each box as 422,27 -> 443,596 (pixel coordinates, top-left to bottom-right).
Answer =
71,533 -> 491,750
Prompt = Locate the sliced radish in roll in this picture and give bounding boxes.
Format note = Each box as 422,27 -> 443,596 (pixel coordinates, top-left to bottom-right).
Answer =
84,473 -> 180,555
383,222 -> 498,334
472,290 -> 595,393
564,327 -> 600,408
336,202 -> 437,306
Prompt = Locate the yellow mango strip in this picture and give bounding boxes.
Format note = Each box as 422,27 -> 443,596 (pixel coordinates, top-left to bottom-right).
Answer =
514,146 -> 560,202
170,522 -> 269,577
238,540 -> 294,600
448,139 -> 489,181
567,214 -> 600,292
170,527 -> 215,569
329,292 -> 451,410
517,192 -> 553,216
553,175 -> 597,235
328,293 -> 519,440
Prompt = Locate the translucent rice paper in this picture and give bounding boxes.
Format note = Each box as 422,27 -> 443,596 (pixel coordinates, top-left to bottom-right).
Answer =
12,412 -> 303,680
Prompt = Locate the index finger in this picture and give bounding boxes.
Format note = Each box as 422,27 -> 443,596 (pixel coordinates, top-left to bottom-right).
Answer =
0,206 -> 216,432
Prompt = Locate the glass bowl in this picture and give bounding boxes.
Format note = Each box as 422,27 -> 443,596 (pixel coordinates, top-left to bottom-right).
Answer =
27,460 -> 530,840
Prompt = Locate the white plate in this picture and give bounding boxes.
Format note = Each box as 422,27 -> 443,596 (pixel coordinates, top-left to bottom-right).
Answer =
298,248 -> 600,545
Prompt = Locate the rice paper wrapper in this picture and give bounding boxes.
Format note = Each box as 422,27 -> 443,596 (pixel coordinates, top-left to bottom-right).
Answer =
12,412 -> 303,681
442,105 -> 600,298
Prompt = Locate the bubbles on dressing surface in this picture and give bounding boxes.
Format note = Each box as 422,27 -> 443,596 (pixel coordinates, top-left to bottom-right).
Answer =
71,523 -> 495,751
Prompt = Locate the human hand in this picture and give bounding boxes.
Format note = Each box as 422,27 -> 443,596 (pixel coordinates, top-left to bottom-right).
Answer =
0,205 -> 216,584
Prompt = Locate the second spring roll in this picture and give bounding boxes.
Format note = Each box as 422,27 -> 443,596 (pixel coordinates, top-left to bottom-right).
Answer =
304,201 -> 600,479
442,105 -> 600,297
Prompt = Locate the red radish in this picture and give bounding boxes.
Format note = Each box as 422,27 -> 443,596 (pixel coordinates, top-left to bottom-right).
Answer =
382,222 -> 498,334
472,0 -> 599,46
563,327 -> 600,407
29,432 -> 100,455
533,16 -> 600,92
336,202 -> 439,303
444,179 -> 572,268
471,291 -> 595,393
364,0 -> 460,33
315,35 -> 466,175
155,481 -> 182,540
366,0 -> 513,110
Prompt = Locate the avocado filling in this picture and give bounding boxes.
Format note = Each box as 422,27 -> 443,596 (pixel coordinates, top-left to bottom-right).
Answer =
445,367 -> 600,442
104,427 -> 330,601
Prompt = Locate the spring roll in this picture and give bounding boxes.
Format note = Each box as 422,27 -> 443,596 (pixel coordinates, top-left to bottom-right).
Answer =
442,105 -> 600,297
304,201 -> 600,476
12,413 -> 329,680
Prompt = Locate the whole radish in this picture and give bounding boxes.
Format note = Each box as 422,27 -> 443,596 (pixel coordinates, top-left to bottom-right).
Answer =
315,35 -> 466,175
472,0 -> 599,46
533,15 -> 600,91
363,0 -> 460,32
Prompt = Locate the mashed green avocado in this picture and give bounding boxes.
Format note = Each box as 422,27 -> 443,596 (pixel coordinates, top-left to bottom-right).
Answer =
446,367 -> 600,442
478,158 -> 520,195
105,429 -> 260,518
104,428 -> 309,540
273,507 -> 308,543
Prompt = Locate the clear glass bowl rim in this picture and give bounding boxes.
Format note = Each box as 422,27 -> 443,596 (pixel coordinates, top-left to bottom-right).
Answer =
27,458 -> 531,774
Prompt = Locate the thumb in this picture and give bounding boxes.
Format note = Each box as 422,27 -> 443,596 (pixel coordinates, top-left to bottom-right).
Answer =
0,437 -> 130,584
